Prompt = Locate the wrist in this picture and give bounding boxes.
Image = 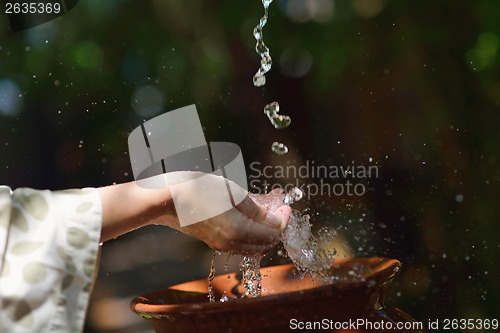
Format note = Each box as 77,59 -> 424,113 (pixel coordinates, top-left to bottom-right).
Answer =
98,181 -> 175,242
142,185 -> 175,224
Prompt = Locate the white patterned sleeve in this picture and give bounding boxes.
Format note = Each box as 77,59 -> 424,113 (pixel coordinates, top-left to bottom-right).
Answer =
0,186 -> 102,333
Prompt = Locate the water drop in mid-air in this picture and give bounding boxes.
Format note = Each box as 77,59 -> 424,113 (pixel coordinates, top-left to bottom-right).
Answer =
264,101 -> 291,129
253,74 -> 266,87
283,187 -> 304,205
271,141 -> 288,154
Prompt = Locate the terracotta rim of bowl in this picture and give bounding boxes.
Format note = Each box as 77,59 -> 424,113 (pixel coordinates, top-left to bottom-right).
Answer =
131,257 -> 401,317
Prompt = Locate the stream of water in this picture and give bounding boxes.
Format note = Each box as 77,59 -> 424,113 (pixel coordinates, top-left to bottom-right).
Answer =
253,0 -> 290,155
206,0 -> 337,302
253,0 -> 274,87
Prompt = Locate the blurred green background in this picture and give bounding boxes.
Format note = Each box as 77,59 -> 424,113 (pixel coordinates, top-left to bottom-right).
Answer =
0,0 -> 499,332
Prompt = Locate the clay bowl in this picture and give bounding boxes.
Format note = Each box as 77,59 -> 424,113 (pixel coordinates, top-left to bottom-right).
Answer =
131,257 -> 423,333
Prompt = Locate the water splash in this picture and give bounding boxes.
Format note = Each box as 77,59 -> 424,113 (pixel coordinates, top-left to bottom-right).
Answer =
240,254 -> 263,298
205,200 -> 338,301
271,141 -> 288,154
264,101 -> 291,129
281,211 -> 337,281
253,0 -> 274,87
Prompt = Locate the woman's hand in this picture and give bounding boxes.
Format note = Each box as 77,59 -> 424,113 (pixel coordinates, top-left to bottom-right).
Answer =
176,189 -> 291,254
98,173 -> 291,255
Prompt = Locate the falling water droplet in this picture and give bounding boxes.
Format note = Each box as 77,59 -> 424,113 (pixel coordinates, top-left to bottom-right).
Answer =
253,26 -> 263,40
283,187 -> 303,205
253,74 -> 266,87
263,0 -> 273,7
264,101 -> 279,116
260,54 -> 273,72
272,114 -> 291,129
264,101 -> 291,129
255,40 -> 268,54
271,141 -> 288,154
224,253 -> 231,272
207,252 -> 216,303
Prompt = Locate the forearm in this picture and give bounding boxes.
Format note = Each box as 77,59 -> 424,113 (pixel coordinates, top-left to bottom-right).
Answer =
97,181 -> 175,242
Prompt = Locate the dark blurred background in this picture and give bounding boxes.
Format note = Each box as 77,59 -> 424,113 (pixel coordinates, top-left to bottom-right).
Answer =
0,0 -> 499,332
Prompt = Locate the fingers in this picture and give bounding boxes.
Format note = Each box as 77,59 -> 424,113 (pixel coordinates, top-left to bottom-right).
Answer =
199,191 -> 292,255
272,205 -> 291,231
206,222 -> 279,255
249,189 -> 285,209
225,208 -> 281,243
236,195 -> 266,220
236,195 -> 283,229
201,207 -> 280,254
269,188 -> 284,195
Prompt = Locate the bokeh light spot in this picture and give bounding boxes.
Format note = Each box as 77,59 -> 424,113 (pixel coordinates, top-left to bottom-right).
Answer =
0,80 -> 22,117
285,0 -> 334,24
466,31 -> 499,72
280,48 -> 313,78
131,85 -> 164,118
352,0 -> 386,18
71,41 -> 103,69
